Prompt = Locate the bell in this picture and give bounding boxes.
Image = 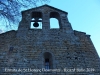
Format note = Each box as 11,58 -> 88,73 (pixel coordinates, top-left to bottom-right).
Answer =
33,22 -> 39,27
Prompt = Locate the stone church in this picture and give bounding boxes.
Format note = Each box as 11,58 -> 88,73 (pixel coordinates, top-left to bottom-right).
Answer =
0,5 -> 100,75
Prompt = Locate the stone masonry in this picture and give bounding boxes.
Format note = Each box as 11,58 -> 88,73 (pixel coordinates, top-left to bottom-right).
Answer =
0,5 -> 100,75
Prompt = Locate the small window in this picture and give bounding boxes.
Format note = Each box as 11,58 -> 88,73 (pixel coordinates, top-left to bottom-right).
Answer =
9,47 -> 13,52
44,52 -> 53,69
45,58 -> 50,69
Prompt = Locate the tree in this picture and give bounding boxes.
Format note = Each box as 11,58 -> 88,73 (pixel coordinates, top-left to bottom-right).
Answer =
0,0 -> 49,29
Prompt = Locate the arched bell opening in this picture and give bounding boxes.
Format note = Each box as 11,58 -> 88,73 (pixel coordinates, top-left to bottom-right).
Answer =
50,18 -> 59,29
30,12 -> 42,29
50,12 -> 61,29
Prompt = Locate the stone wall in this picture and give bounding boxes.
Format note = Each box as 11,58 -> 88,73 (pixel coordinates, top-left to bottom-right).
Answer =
0,5 -> 100,75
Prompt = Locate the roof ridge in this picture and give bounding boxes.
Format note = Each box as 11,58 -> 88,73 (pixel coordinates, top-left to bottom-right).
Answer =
22,4 -> 68,14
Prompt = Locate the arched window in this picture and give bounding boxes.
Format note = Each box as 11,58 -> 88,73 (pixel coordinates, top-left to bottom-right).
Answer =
50,12 -> 60,29
45,58 -> 50,69
44,52 -> 53,69
30,12 -> 42,29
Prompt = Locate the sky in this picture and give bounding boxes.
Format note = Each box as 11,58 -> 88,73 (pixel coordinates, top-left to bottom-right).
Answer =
0,0 -> 100,57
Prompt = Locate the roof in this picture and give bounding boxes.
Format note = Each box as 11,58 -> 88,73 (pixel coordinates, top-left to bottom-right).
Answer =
22,4 -> 68,14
